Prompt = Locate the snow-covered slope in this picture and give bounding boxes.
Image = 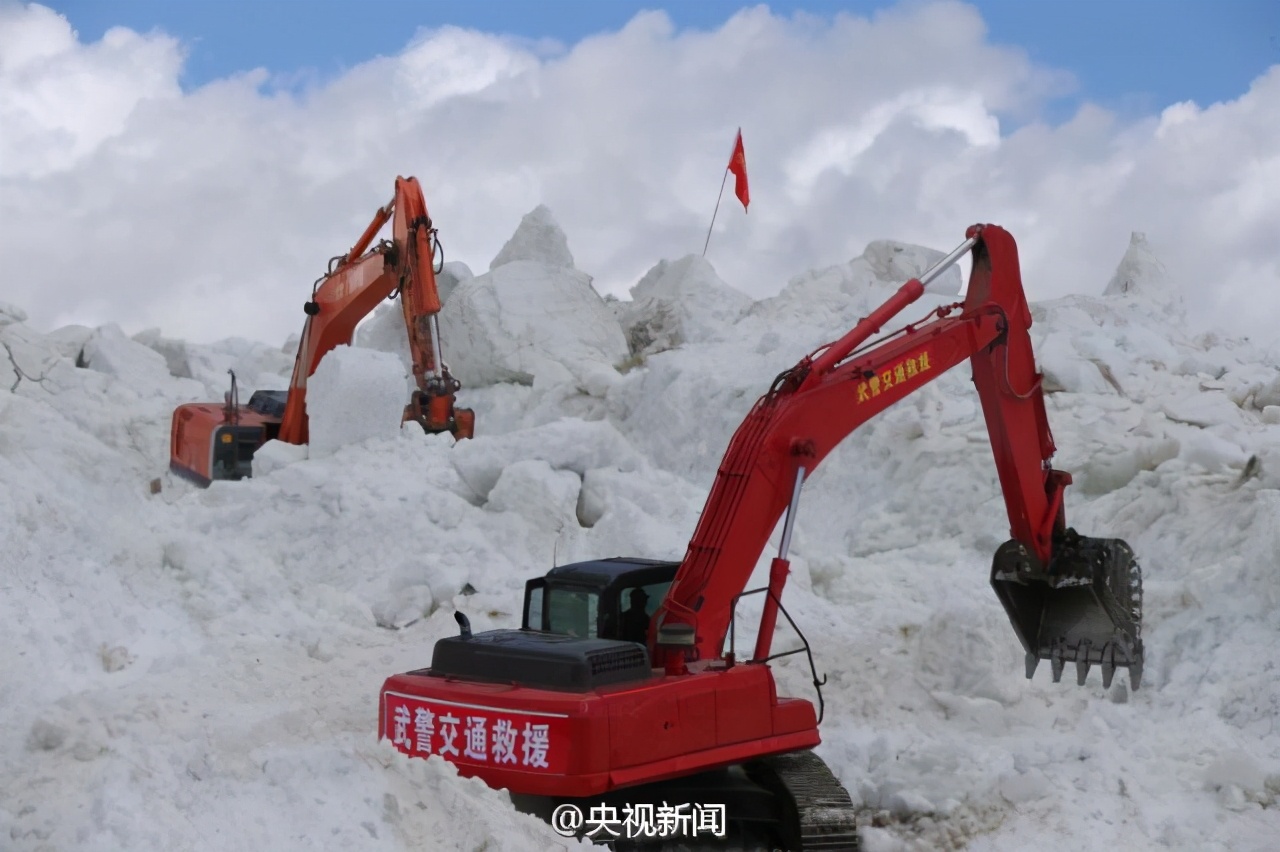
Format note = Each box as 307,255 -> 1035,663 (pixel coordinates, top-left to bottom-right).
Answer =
439,206 -> 628,389
3,221 -> 1280,852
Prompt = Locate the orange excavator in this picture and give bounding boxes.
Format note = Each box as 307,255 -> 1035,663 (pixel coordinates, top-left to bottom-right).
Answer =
378,225 -> 1145,848
170,176 -> 474,485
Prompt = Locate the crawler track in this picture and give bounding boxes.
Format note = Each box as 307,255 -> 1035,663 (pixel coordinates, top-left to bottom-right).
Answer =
750,750 -> 860,851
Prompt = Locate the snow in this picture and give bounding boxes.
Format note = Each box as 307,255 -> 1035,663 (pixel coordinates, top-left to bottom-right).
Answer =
439,210 -> 629,389
1104,232 -> 1184,319
306,345 -> 408,458
251,438 -> 308,478
5,211 -> 1280,852
489,204 -> 577,271
435,260 -> 475,306
0,301 -> 29,326
620,254 -> 753,357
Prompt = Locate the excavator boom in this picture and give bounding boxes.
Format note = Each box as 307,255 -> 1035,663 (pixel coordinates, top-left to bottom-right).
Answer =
653,224 -> 1142,687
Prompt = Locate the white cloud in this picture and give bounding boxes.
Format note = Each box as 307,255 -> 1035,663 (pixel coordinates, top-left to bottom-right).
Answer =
785,87 -> 1000,198
0,3 -> 182,177
394,25 -> 544,111
0,0 -> 1276,346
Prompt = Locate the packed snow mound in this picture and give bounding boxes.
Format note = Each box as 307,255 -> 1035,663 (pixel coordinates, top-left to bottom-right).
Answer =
489,204 -> 575,270
128,327 -> 294,400
251,438 -> 309,478
438,259 -> 628,388
306,345 -> 409,457
132,327 -> 191,377
43,323 -> 95,361
449,417 -> 643,503
1,319 -> 204,473
2,319 -> 66,393
353,303 -> 413,385
619,254 -> 752,357
745,240 -> 962,338
864,239 -> 964,292
180,337 -> 294,399
82,325 -> 206,412
83,325 -> 173,387
435,259 -> 474,305
0,301 -> 28,326
1104,231 -> 1184,318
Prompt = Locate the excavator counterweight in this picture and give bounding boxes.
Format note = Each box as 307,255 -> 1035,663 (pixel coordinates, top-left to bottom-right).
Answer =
169,176 -> 473,485
378,224 -> 1145,849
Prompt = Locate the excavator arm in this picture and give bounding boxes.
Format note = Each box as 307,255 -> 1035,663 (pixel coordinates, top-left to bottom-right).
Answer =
653,224 -> 1144,689
278,239 -> 399,445
278,176 -> 473,445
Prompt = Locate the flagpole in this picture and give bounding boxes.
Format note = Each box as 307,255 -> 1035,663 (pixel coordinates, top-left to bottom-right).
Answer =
702,167 -> 730,257
702,127 -> 742,257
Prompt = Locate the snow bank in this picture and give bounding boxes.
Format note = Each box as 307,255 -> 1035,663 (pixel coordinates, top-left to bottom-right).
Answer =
353,303 -> 413,386
83,325 -> 191,399
1,319 -> 65,393
489,204 -> 575,270
619,254 -> 752,357
865,239 -> 964,293
43,324 -> 95,361
251,438 -> 309,478
129,328 -> 294,400
1104,231 -> 1184,318
306,345 -> 409,457
132,327 -> 192,377
449,417 -> 643,502
436,259 -> 474,305
745,240 -> 962,340
0,301 -> 27,326
439,208 -> 628,388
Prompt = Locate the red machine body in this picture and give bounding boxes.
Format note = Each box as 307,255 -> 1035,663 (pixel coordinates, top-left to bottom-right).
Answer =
381,661 -> 817,799
170,176 -> 473,485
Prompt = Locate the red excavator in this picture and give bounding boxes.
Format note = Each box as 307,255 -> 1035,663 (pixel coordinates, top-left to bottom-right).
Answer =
169,176 -> 474,485
379,225 -> 1144,849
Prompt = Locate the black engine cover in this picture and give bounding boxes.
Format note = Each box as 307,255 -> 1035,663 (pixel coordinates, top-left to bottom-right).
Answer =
428,629 -> 654,692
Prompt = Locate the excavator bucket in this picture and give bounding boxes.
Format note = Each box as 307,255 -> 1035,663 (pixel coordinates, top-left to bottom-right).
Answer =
991,531 -> 1144,690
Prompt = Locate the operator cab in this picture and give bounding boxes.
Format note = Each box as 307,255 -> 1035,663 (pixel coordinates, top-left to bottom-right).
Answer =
523,557 -> 677,644
426,558 -> 678,693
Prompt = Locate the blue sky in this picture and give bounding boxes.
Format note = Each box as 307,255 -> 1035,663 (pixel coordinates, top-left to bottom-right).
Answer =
49,0 -> 1280,121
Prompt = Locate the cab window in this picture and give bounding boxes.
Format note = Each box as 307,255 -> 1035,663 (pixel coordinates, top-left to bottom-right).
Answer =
546,587 -> 599,638
617,581 -> 670,644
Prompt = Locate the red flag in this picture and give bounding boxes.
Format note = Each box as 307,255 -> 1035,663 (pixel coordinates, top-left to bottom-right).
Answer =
727,130 -> 749,211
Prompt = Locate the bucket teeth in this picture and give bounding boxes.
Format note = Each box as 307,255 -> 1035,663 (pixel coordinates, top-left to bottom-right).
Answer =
1100,641 -> 1116,689
1074,639 -> 1093,685
1025,652 -> 1039,680
1050,646 -> 1065,684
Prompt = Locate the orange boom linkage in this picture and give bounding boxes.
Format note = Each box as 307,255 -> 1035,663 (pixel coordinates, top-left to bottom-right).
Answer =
170,176 -> 473,485
379,225 -> 1144,849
